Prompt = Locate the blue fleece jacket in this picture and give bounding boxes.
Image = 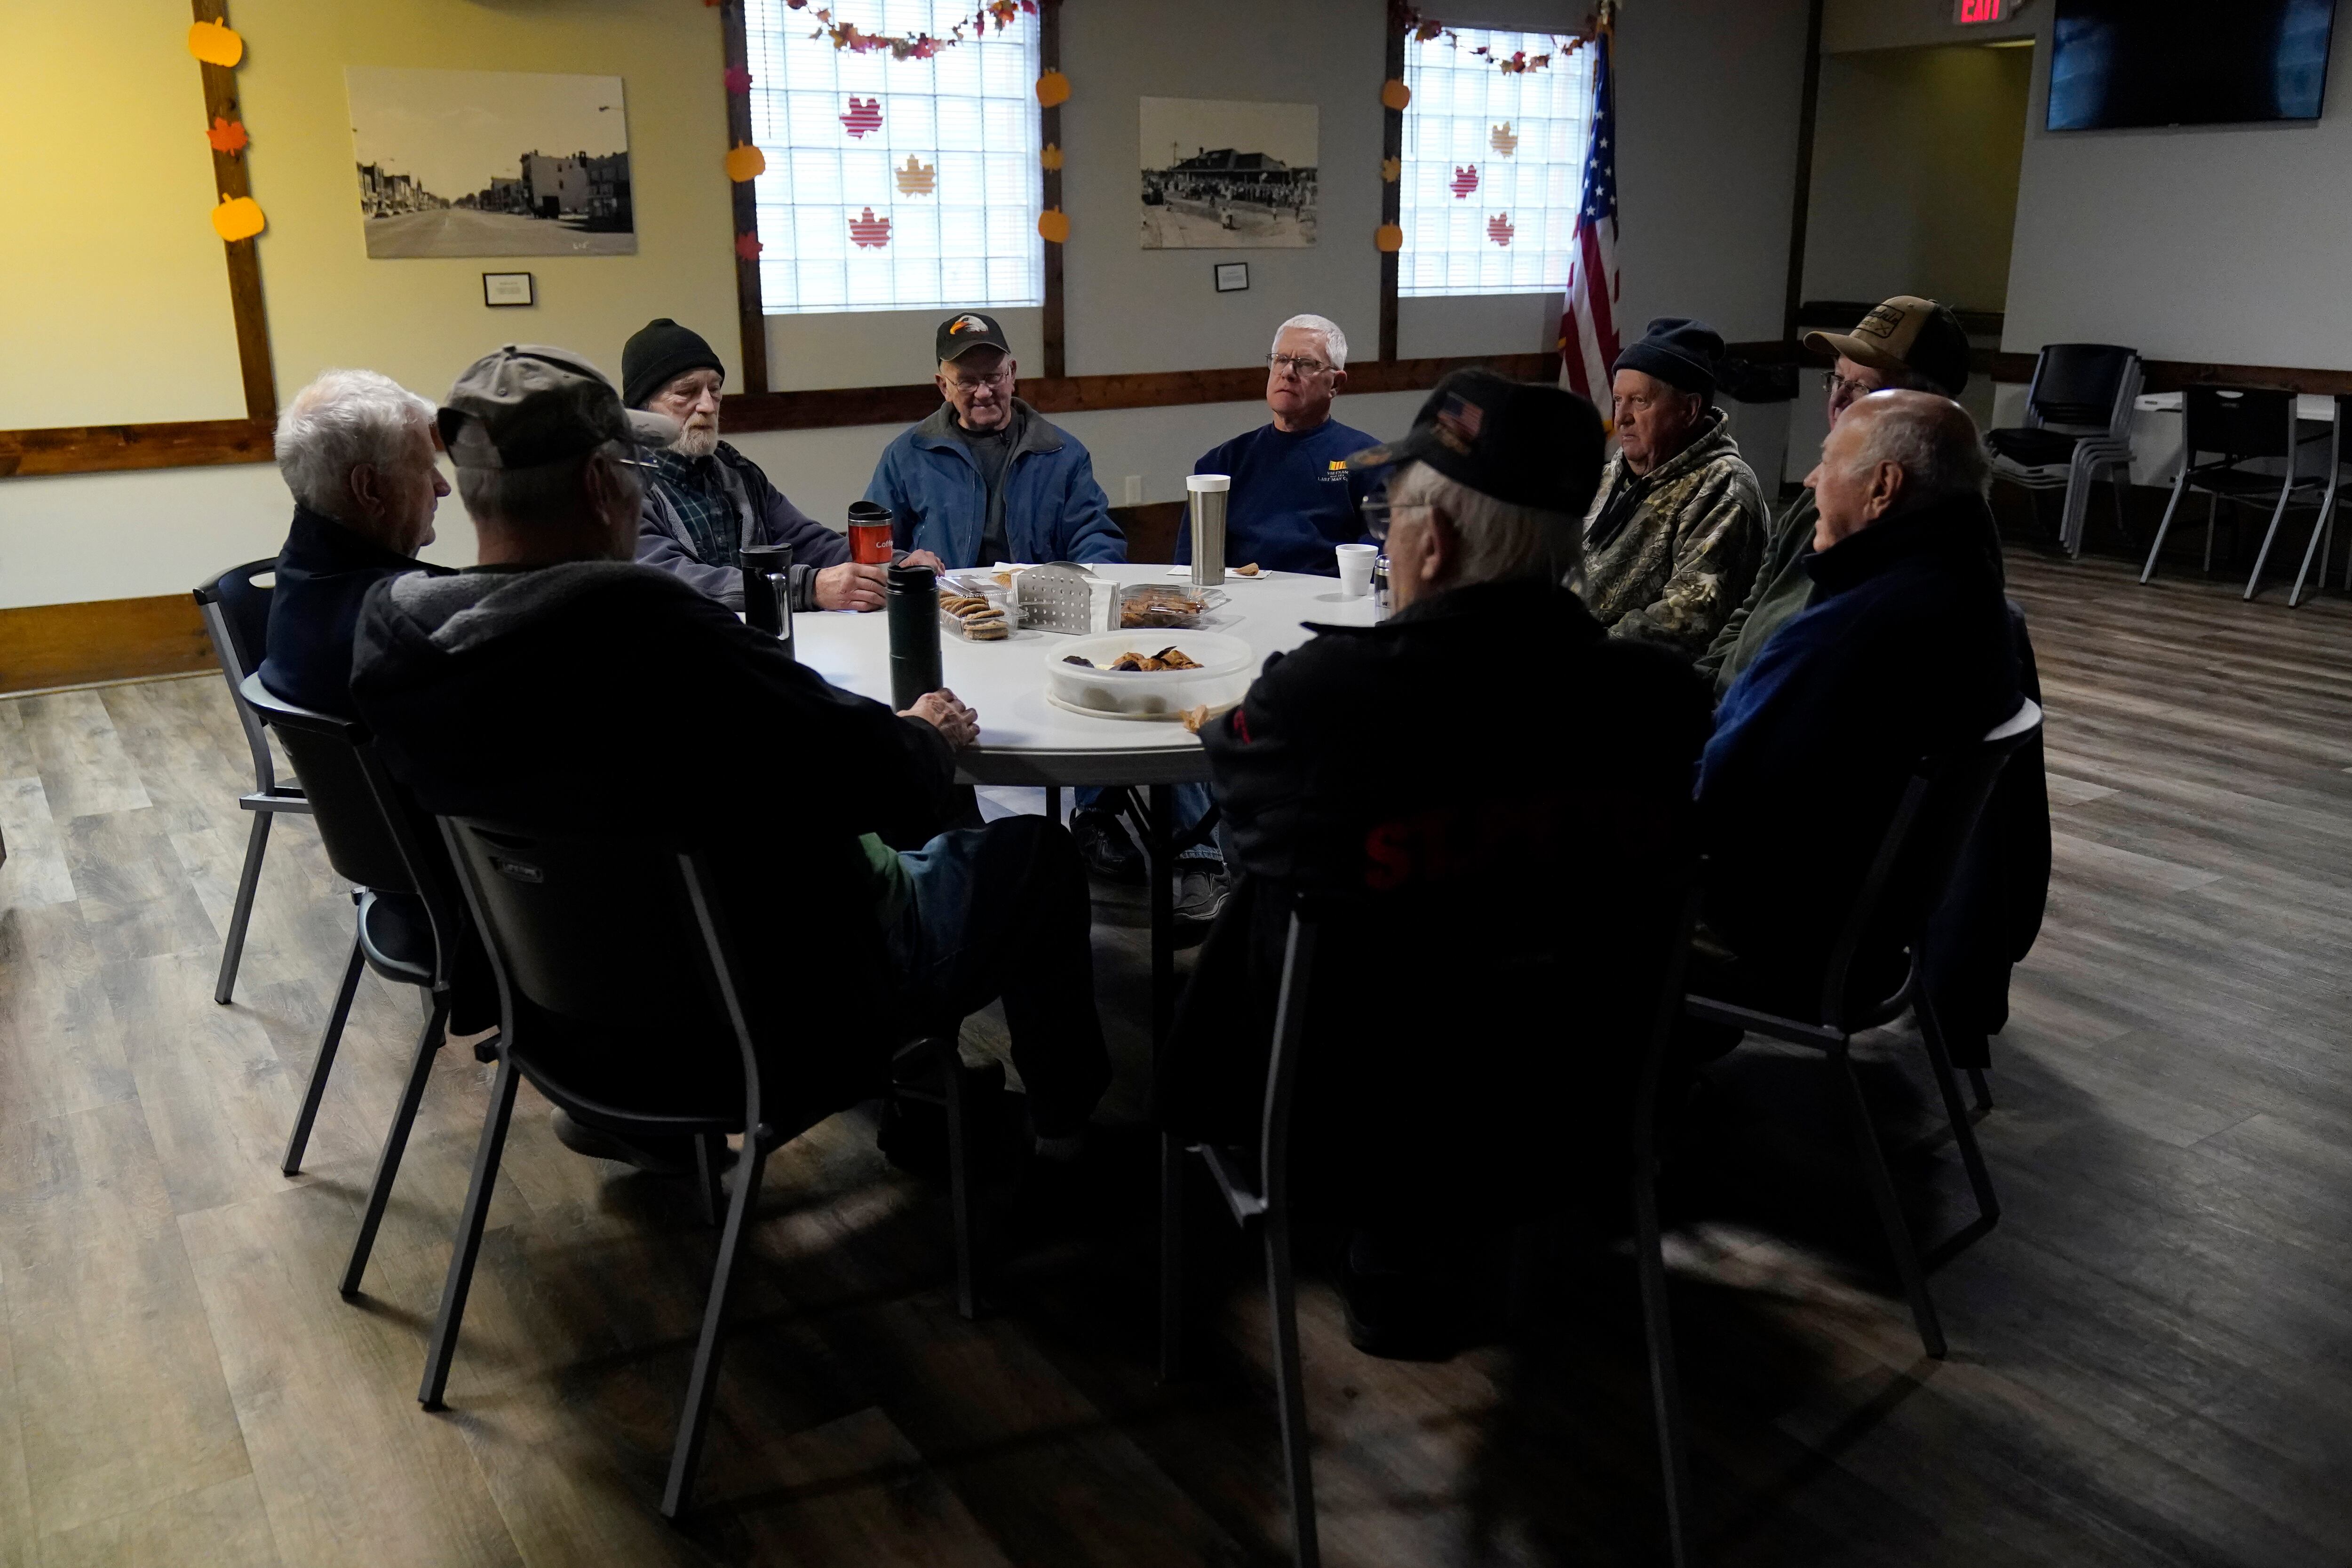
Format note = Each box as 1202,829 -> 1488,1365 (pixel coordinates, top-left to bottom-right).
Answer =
862,399 -> 1124,566
1179,417 -> 1385,575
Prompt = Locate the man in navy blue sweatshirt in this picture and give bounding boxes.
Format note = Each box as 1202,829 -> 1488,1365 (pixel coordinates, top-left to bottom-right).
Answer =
1177,314 -> 1384,574
1697,390 -> 2020,1008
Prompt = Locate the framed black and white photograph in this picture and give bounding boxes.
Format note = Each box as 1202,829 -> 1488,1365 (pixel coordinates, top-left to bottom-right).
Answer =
1139,97 -> 1319,249
346,67 -> 636,259
1213,262 -> 1249,292
482,271 -> 535,307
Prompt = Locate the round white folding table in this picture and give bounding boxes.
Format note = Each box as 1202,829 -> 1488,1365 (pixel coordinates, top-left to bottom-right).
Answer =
791,564 -> 1376,1038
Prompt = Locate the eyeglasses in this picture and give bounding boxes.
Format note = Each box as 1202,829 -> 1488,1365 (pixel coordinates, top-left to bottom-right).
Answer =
1268,352 -> 1333,378
1822,369 -> 1879,402
1357,496 -> 1428,542
945,368 -> 1010,392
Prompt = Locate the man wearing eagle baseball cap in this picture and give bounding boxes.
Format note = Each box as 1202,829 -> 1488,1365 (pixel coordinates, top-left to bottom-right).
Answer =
1162,368 -> 1713,1357
351,344 -> 1112,1180
862,310 -> 1124,567
1696,294 -> 1973,696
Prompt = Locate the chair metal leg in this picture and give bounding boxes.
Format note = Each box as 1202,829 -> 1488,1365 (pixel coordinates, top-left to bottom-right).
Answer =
1633,1162 -> 1695,1568
692,1136 -> 723,1229
282,931 -> 365,1176
1914,997 -> 2000,1227
943,1047 -> 980,1320
1831,1049 -> 1946,1358
341,992 -> 450,1297
2245,475 -> 2298,600
2141,470 -> 2190,582
214,811 -> 274,1005
420,1055 -> 521,1410
661,1135 -> 775,1519
2109,462 -> 2129,551
1967,1067 -> 1993,1114
2203,493 -> 2220,574
1263,1204 -> 1321,1568
2291,451 -> 2339,607
1159,1131 -> 1186,1381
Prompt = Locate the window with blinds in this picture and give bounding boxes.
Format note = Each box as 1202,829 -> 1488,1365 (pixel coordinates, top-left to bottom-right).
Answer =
1397,28 -> 1595,298
744,0 -> 1043,314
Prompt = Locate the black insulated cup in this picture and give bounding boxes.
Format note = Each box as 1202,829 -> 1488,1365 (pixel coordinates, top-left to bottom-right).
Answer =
885,562 -> 940,710
741,542 -> 795,661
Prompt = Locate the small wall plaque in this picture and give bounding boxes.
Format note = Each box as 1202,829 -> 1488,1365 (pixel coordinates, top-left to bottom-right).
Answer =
1214,262 -> 1249,293
482,271 -> 535,308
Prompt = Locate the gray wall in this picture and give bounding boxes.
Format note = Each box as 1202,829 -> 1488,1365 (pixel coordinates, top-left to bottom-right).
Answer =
1804,43 -> 2032,314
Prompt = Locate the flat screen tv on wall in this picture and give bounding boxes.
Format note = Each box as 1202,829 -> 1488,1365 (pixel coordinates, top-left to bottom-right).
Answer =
2047,0 -> 2337,131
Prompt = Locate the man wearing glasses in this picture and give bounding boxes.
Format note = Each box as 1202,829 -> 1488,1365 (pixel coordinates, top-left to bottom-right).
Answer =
1695,296 -> 1973,696
1178,315 -> 1385,573
863,312 -> 1125,567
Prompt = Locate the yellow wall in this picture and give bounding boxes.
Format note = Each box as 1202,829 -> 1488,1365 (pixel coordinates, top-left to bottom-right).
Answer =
0,0 -> 739,432
1,1 -> 251,428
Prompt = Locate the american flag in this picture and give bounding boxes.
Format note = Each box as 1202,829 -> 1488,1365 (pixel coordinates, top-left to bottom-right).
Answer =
1557,36 -> 1620,406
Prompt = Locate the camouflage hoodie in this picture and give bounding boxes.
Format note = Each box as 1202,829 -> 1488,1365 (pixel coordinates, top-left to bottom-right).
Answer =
1573,406 -> 1768,660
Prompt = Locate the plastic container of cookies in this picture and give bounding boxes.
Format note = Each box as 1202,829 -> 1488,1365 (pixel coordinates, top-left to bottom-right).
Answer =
1041,630 -> 1254,720
937,577 -> 1011,641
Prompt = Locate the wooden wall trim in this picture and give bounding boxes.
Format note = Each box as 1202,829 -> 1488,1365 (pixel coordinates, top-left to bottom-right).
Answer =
1377,8 -> 1406,362
0,595 -> 216,696
192,0 -> 276,421
1040,0 -> 1066,379
1782,0 -> 1828,343
720,1 -> 769,394
0,419 -> 276,478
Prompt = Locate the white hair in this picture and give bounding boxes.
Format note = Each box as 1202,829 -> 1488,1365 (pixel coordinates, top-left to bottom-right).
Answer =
1844,393 -> 1989,500
275,369 -> 436,515
1273,313 -> 1348,371
1390,461 -> 1579,585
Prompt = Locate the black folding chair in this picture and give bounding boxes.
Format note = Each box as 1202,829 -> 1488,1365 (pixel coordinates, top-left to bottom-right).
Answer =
2287,394 -> 2349,607
1985,345 -> 2141,557
2138,385 -> 2331,598
193,560 -> 311,1004
1684,697 -> 2043,1362
1157,860 -> 1702,1568
237,672 -> 470,1298
421,816 -> 983,1517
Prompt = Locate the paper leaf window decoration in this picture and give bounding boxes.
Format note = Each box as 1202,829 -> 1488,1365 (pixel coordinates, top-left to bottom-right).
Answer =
895,156 -> 937,195
1040,143 -> 1064,171
207,115 -> 249,154
723,66 -> 754,95
841,96 -> 883,137
1486,212 -> 1514,246
1449,165 -> 1478,198
736,232 -> 764,261
1490,121 -> 1518,155
848,207 -> 892,247
1381,157 -> 1401,183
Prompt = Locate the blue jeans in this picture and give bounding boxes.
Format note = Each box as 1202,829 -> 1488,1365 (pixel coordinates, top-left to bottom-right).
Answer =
884,817 -> 1112,1137
1072,784 -> 1223,863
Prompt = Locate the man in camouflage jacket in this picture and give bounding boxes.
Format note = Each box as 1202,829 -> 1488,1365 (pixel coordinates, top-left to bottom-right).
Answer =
1575,318 -> 1768,659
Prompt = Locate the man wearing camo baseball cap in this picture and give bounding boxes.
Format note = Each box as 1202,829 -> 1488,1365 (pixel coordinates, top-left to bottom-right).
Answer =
1695,295 -> 1973,697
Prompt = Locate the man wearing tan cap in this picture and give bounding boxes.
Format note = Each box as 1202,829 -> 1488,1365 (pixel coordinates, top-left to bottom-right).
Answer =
1695,295 -> 1972,696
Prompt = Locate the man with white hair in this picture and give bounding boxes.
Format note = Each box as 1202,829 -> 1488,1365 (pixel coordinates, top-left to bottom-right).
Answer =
259,368 -> 452,716
1696,390 -> 2019,1002
1163,370 -> 1713,1357
1178,313 -> 1385,573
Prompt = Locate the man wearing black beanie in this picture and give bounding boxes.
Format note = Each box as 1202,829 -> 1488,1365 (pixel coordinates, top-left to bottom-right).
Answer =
622,318 -> 939,612
1575,315 -> 1768,661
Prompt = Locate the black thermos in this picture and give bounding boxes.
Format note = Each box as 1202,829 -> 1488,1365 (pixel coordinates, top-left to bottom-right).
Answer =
885,562 -> 940,710
741,543 -> 795,661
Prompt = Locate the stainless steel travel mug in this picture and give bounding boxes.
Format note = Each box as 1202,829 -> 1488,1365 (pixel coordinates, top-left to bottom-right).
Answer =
1187,474 -> 1230,587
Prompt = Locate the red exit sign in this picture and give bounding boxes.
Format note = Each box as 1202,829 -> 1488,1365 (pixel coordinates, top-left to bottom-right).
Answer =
1955,0 -> 2009,22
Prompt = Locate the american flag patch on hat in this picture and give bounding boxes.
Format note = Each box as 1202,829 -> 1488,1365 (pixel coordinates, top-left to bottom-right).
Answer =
1435,393 -> 1486,454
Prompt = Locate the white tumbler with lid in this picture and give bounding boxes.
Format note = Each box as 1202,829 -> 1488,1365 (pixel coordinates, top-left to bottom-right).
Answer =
1187,473 -> 1231,586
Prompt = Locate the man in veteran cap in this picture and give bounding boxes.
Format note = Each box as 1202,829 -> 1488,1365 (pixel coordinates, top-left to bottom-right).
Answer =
1160,370 -> 1713,1359
350,345 -> 1112,1181
1578,317 -> 1770,660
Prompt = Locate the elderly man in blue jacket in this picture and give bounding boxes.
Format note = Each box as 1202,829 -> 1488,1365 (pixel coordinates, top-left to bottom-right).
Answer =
863,312 -> 1125,566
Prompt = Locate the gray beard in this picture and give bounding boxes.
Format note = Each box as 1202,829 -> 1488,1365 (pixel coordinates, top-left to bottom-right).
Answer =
672,426 -> 720,459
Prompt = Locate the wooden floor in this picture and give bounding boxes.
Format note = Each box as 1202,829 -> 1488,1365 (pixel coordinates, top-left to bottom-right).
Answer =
2,549 -> 2350,1567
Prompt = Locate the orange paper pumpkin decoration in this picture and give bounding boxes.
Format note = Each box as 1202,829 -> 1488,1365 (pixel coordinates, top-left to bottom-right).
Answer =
1035,71 -> 1071,107
725,143 -> 767,182
1040,142 -> 1064,171
188,19 -> 245,67
1038,207 -> 1070,244
1374,223 -> 1404,253
211,194 -> 265,242
1380,78 -> 1411,111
